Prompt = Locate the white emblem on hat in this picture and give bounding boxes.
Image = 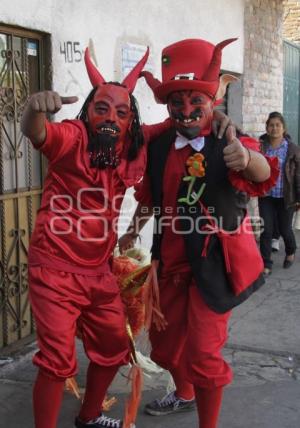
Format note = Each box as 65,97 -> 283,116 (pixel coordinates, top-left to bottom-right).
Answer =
174,73 -> 195,80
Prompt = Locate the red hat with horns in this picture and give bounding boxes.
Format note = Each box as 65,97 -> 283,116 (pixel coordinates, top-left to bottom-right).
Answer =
84,46 -> 149,93
141,38 -> 237,104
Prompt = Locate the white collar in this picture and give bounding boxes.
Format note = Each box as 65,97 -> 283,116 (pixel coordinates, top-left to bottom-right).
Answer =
174,132 -> 205,152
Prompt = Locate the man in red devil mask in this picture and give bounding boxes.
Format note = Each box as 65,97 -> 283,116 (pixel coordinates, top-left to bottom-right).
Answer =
119,38 -> 278,428
21,47 -> 170,428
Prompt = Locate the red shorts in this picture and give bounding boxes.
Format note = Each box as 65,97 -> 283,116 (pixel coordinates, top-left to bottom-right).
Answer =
149,271 -> 232,388
29,265 -> 130,381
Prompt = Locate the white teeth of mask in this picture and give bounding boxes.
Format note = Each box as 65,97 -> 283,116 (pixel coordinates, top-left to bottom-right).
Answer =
100,127 -> 117,133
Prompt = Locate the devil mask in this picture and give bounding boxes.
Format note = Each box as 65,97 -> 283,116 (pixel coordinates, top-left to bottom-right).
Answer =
83,47 -> 149,169
141,38 -> 238,137
167,90 -> 214,139
87,84 -> 133,168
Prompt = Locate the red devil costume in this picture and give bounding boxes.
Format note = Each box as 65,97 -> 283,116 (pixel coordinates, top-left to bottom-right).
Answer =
24,47 -> 171,428
131,38 -> 278,428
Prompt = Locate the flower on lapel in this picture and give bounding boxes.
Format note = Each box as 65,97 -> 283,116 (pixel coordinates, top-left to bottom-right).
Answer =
186,153 -> 205,177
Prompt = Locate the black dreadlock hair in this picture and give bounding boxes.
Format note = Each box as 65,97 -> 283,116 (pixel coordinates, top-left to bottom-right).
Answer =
77,83 -> 144,161
77,86 -> 97,122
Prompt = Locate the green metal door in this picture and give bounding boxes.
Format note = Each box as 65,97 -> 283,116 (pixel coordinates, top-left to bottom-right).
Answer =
283,40 -> 300,146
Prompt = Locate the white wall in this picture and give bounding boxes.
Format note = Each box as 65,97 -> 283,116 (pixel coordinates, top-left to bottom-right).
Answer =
0,0 -> 245,123
1,0 -> 53,33
0,0 -> 245,247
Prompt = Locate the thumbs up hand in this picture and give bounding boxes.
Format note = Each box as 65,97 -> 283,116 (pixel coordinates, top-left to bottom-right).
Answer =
223,125 -> 250,171
28,91 -> 78,114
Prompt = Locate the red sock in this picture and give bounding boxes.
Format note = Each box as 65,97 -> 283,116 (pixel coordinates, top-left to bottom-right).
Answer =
33,370 -> 65,428
169,367 -> 195,400
78,363 -> 119,422
194,386 -> 223,428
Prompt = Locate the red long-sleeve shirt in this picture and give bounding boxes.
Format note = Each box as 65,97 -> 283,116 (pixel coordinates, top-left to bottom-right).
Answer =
29,119 -> 171,274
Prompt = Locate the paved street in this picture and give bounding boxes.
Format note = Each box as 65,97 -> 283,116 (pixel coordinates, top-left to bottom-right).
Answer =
0,235 -> 300,428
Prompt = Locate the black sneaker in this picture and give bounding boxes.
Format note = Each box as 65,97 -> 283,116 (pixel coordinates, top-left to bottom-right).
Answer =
74,414 -> 135,428
144,391 -> 196,416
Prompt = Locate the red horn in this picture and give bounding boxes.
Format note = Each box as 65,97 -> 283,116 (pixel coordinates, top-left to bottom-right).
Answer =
84,48 -> 106,87
122,47 -> 150,93
202,38 -> 237,81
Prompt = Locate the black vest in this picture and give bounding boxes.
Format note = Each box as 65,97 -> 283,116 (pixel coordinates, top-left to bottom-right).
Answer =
147,129 -> 264,313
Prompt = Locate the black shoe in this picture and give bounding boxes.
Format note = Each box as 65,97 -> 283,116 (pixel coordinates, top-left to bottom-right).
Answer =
144,391 -> 196,416
283,256 -> 295,269
74,414 -> 134,428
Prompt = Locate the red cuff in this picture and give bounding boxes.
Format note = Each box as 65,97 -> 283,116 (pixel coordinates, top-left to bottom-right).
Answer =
228,155 -> 279,196
240,136 -> 260,151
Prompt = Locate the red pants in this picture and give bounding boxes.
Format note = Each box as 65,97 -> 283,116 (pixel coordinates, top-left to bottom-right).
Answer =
150,272 -> 232,388
29,265 -> 130,380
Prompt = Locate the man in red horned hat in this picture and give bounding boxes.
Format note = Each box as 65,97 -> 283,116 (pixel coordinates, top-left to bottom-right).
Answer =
119,38 -> 278,428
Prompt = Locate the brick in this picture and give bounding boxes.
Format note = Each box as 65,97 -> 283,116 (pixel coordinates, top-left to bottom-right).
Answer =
242,0 -> 284,133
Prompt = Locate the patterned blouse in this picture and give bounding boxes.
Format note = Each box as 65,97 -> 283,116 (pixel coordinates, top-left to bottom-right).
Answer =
265,138 -> 288,198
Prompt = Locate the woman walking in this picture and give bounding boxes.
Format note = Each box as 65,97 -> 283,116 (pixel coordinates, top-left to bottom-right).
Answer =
259,111 -> 300,275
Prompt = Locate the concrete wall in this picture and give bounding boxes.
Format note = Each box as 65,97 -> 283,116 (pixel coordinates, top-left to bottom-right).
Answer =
0,0 -> 53,33
283,0 -> 300,44
0,0 -> 285,246
242,0 -> 284,138
0,0 -> 247,247
0,0 -> 245,124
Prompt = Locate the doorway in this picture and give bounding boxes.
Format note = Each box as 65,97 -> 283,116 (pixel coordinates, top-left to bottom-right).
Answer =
0,25 -> 51,349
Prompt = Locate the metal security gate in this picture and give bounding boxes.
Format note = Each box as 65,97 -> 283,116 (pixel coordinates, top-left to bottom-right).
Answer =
0,25 -> 50,349
283,40 -> 300,146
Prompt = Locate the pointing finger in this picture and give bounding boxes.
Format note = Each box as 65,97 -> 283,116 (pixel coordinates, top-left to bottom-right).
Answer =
61,96 -> 79,105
